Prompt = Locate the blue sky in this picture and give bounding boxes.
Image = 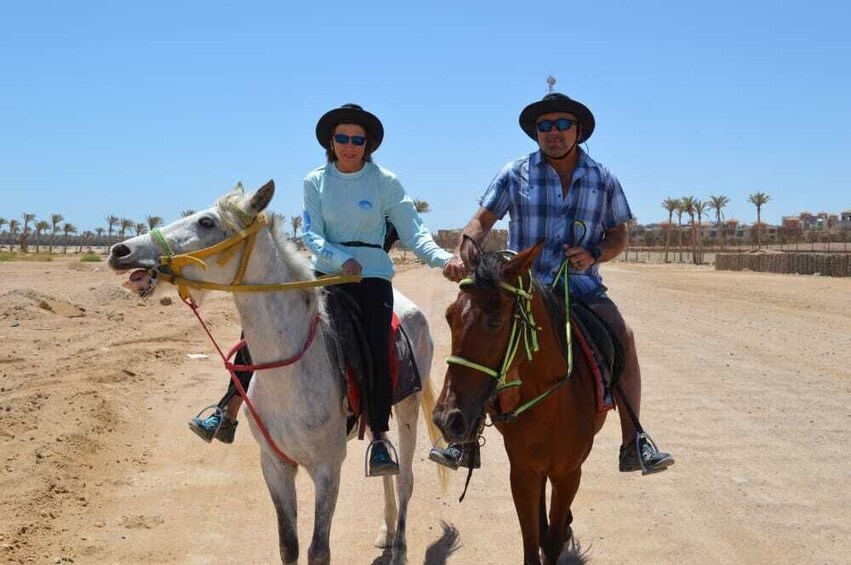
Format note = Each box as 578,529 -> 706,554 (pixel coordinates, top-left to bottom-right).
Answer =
1,0 -> 849,235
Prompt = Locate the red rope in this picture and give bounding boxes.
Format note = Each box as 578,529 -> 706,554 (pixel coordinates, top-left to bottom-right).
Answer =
182,296 -> 321,467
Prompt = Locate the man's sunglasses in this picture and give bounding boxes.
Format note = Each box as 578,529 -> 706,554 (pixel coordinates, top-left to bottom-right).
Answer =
333,134 -> 367,146
535,118 -> 577,133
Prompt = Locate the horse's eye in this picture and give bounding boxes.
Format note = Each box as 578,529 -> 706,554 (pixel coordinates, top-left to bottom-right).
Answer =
485,317 -> 503,329
198,217 -> 216,229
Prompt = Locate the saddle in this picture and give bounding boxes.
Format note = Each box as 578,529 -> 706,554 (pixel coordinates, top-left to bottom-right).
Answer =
322,286 -> 422,437
548,292 -> 625,413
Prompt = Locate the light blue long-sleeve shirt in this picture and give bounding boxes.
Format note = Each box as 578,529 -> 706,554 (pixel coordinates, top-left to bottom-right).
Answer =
302,161 -> 452,281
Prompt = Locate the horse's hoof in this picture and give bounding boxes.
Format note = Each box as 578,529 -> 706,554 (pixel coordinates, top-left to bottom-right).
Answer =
373,529 -> 394,548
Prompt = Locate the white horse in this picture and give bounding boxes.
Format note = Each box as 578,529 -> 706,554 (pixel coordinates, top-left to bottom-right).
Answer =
108,180 -> 443,565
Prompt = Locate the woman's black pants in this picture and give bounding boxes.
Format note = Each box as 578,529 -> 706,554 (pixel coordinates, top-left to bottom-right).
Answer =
217,278 -> 394,434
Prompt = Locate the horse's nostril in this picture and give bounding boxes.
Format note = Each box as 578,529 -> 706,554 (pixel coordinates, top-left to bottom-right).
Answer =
111,244 -> 131,259
446,410 -> 468,439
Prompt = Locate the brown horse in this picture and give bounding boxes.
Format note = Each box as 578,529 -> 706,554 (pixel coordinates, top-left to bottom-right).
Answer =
433,241 -> 607,565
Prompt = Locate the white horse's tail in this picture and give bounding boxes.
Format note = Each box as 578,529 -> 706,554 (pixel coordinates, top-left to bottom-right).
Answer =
420,378 -> 449,492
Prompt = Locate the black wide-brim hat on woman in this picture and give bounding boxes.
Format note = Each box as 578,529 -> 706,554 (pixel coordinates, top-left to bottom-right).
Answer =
519,92 -> 595,144
315,103 -> 384,152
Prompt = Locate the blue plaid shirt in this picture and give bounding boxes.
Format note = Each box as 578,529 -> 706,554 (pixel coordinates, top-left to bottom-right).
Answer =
479,149 -> 633,295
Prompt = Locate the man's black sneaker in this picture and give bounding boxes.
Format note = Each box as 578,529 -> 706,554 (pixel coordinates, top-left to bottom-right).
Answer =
428,442 -> 481,471
619,436 -> 674,473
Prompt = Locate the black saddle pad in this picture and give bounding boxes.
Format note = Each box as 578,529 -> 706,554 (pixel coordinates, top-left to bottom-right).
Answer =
571,298 -> 625,387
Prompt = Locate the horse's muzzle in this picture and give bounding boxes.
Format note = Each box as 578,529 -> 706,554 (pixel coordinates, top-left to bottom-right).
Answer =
108,243 -> 156,272
433,406 -> 477,444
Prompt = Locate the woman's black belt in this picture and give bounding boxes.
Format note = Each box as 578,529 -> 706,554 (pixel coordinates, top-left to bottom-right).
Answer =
339,241 -> 383,249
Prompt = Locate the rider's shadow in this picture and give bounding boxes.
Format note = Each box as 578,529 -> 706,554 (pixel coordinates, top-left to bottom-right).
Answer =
370,520 -> 461,565
370,521 -> 589,564
557,538 -> 591,565
423,521 -> 461,564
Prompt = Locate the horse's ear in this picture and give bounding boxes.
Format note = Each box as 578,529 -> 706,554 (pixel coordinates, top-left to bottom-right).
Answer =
249,180 -> 275,213
460,235 -> 483,270
501,240 -> 545,281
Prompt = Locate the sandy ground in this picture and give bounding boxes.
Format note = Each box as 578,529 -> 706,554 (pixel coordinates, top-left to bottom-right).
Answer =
1,256 -> 849,565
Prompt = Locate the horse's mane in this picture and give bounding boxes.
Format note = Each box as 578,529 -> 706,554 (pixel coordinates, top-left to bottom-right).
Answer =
471,250 -> 567,351
214,185 -> 323,315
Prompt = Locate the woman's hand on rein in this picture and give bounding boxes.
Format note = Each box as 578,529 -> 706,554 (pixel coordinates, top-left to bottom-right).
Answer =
341,259 -> 363,276
443,254 -> 467,282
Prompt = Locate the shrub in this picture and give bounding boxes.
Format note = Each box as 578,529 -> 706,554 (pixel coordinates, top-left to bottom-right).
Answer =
0,251 -> 53,262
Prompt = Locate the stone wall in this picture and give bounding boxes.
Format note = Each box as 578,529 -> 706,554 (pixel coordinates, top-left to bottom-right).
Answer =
715,253 -> 850,277
435,229 -> 509,252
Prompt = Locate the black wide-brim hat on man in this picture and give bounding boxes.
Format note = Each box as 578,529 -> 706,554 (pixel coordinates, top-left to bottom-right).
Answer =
315,103 -> 384,152
519,92 -> 595,144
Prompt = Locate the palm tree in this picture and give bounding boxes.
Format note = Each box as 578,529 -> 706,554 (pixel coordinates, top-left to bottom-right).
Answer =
661,198 -> 680,263
146,215 -> 163,231
62,223 -> 77,253
34,220 -> 50,253
20,213 -> 35,252
0,217 -> 6,249
748,191 -> 771,247
79,230 -> 93,253
290,215 -> 303,240
8,219 -> 20,251
680,196 -> 697,263
694,200 -> 708,263
95,227 -> 105,249
118,218 -> 134,240
180,209 -> 195,218
708,195 -> 730,249
134,223 -> 147,236
50,214 -> 64,253
105,215 -> 120,244
413,198 -> 431,213
674,202 -> 686,263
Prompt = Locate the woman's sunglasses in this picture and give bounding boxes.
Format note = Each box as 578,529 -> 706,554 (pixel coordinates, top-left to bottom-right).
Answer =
535,118 -> 576,133
333,134 -> 367,146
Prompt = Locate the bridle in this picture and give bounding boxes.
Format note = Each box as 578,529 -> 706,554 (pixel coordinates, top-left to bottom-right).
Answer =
150,213 -> 357,300
445,262 -> 575,424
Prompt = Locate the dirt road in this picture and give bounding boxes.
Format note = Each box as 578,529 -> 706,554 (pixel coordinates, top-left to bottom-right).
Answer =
1,258 -> 848,564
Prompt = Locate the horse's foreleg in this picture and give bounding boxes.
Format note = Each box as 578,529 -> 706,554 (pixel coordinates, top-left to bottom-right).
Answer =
306,462 -> 342,565
510,467 -> 545,565
544,469 -> 581,565
260,451 -> 300,565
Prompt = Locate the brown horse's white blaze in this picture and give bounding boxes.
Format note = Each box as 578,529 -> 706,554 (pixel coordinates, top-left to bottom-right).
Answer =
434,241 -> 607,565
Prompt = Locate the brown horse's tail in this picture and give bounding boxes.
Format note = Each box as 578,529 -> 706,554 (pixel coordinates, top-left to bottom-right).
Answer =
421,378 -> 449,492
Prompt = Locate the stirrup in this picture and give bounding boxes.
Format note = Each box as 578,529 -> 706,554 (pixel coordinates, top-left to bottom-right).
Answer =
364,438 -> 399,477
633,431 -> 660,476
190,404 -> 225,436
